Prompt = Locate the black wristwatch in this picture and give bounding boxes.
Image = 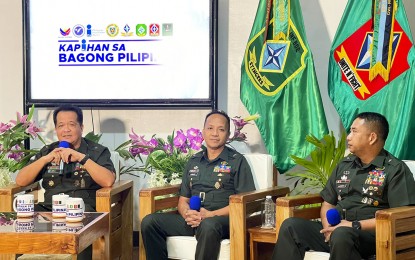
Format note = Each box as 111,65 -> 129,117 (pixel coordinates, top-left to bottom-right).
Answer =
352,220 -> 361,230
80,154 -> 90,165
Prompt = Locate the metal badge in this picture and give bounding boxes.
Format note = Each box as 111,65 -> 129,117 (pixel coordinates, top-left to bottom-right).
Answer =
74,172 -> 78,176
48,180 -> 54,187
214,181 -> 221,189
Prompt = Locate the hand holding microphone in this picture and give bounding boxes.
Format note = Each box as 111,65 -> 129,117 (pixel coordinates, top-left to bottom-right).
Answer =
58,141 -> 70,174
326,208 -> 341,226
187,195 -> 202,228
189,195 -> 202,211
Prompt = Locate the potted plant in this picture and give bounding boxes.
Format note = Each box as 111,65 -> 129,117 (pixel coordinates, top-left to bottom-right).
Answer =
115,114 -> 259,187
0,105 -> 45,187
287,131 -> 347,195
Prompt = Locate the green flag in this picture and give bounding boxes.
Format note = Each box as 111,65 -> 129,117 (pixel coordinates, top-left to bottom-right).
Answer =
329,0 -> 415,159
240,0 -> 328,173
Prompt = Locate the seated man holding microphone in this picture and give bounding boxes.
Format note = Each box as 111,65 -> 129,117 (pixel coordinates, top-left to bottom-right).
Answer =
272,112 -> 415,260
16,105 -> 115,212
141,110 -> 255,260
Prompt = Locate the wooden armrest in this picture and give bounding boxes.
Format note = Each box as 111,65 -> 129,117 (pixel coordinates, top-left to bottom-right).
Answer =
229,186 -> 290,260
96,180 -> 133,212
95,179 -> 133,260
230,186 -> 290,204
139,184 -> 181,219
139,184 -> 181,198
276,194 -> 323,207
276,194 -> 323,237
96,179 -> 133,198
0,182 -> 42,211
376,206 -> 415,260
376,205 -> 415,220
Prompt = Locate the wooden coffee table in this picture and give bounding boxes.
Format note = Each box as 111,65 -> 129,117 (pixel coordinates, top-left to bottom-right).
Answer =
248,226 -> 277,260
0,212 -> 109,259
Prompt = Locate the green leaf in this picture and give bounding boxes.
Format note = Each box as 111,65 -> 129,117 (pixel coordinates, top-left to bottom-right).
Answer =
84,131 -> 102,143
288,131 -> 346,195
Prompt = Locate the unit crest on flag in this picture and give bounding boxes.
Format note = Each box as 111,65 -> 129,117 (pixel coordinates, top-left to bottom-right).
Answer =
244,20 -> 307,96
333,19 -> 411,100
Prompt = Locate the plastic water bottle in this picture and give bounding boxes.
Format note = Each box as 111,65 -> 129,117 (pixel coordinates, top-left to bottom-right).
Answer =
261,195 -> 275,229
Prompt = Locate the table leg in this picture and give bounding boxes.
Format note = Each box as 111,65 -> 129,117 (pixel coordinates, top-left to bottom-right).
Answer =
92,233 -> 109,259
0,254 -> 15,260
250,237 -> 257,260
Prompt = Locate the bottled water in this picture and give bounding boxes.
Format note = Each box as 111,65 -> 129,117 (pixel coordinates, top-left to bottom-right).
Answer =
261,195 -> 275,229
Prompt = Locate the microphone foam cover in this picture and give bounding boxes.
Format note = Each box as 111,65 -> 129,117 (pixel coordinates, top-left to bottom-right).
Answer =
59,141 -> 70,148
189,195 -> 201,211
326,208 -> 341,226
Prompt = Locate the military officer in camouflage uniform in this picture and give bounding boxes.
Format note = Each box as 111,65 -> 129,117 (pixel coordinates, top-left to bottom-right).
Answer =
141,110 -> 255,260
16,105 -> 115,212
272,112 -> 415,260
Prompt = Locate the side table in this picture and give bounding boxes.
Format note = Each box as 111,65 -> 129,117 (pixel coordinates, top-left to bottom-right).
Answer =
248,226 -> 277,260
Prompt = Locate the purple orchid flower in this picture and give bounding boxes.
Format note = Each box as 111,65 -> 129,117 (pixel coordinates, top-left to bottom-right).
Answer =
173,130 -> 187,149
230,130 -> 247,142
148,138 -> 158,151
188,135 -> 203,150
0,122 -> 12,134
26,122 -> 42,138
163,143 -> 173,155
9,112 -> 29,126
231,117 -> 248,130
8,145 -> 24,161
186,128 -> 201,138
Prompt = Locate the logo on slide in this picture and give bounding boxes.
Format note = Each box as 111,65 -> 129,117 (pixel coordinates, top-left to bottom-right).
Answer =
121,24 -> 133,37
149,24 -> 160,36
106,24 -> 119,37
136,24 -> 147,37
60,28 -> 71,36
73,24 -> 85,37
162,23 -> 173,36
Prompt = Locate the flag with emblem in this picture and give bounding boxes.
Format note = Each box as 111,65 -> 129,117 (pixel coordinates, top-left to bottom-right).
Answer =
240,0 -> 328,173
329,0 -> 415,159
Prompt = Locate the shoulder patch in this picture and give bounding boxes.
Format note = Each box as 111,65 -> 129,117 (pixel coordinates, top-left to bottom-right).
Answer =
385,157 -> 400,167
343,155 -> 355,162
191,151 -> 204,159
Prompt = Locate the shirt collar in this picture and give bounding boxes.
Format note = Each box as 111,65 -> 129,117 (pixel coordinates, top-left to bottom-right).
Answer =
201,146 -> 230,163
77,138 -> 88,154
354,149 -> 388,169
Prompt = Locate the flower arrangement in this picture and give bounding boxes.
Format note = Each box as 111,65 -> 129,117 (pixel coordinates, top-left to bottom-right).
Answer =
0,105 -> 45,186
115,114 -> 259,187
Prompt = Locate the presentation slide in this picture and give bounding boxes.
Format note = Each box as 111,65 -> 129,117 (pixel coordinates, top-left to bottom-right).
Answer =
27,0 -> 212,102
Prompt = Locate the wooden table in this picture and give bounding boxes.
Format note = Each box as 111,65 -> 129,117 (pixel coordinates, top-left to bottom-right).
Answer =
0,212 -> 109,259
248,226 -> 277,260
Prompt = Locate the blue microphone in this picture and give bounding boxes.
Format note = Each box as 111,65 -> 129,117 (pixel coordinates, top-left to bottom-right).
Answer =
189,195 -> 201,211
326,208 -> 341,226
58,141 -> 70,174
59,141 -> 70,149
